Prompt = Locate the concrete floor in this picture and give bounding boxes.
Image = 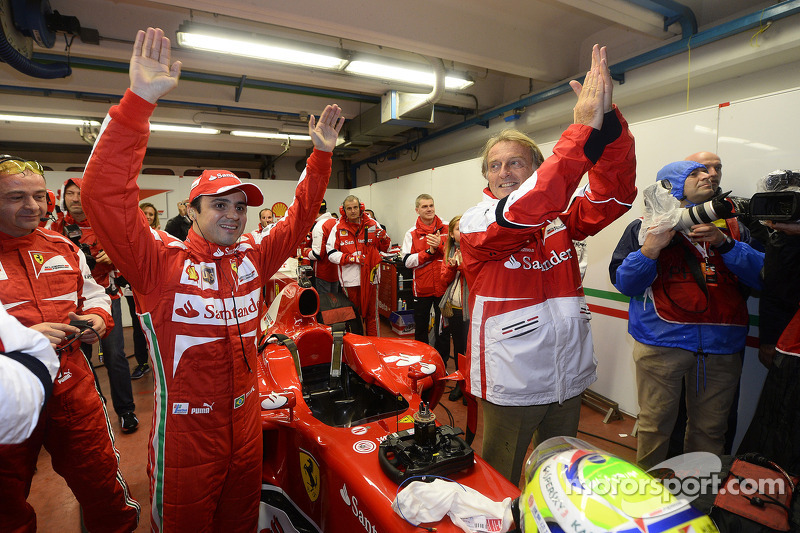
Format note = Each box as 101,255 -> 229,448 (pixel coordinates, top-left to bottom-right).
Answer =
25,321 -> 638,532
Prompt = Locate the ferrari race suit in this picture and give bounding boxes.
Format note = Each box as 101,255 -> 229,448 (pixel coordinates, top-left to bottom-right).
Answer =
460,107 -> 636,406
0,227 -> 140,533
59,198 -> 136,418
80,89 -> 331,532
402,215 -> 448,351
327,212 -> 391,336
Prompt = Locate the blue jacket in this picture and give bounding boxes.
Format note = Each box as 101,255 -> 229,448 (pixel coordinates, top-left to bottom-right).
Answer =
609,161 -> 764,354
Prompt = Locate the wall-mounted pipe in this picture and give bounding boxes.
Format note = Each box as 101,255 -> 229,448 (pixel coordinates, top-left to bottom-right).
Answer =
350,0 -> 800,184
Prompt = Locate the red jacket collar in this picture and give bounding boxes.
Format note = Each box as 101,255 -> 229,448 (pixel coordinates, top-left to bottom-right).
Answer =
184,227 -> 246,260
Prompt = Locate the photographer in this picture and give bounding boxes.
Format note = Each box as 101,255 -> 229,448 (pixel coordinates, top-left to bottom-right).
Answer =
737,171 -> 800,472
609,161 -> 764,469
59,177 -> 139,433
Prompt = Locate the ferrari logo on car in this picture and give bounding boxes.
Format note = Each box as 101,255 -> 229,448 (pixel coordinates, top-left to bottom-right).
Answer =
299,450 -> 320,502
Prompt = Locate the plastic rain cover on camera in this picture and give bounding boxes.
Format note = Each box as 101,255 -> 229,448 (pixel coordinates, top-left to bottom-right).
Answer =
638,181 -> 683,245
757,169 -> 800,193
392,478 -> 514,533
518,437 -> 718,533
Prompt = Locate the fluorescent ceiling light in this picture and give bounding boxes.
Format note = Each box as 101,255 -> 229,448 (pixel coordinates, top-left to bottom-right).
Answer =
150,123 -> 220,135
0,114 -> 101,126
230,130 -> 312,141
176,22 -> 474,91
345,60 -> 473,90
176,24 -> 346,70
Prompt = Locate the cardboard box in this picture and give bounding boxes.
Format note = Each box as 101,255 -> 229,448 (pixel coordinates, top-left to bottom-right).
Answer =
390,310 -> 415,336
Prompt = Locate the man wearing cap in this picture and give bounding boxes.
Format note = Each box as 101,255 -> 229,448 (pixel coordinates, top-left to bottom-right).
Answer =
610,161 -> 763,468
80,28 -> 344,532
305,199 -> 340,294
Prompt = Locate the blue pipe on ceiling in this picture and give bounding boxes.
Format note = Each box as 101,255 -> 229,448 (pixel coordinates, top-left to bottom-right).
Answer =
626,0 -> 697,37
350,0 -> 800,184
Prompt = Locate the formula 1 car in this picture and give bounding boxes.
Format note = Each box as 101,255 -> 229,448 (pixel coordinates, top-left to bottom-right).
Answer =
255,280 -> 520,533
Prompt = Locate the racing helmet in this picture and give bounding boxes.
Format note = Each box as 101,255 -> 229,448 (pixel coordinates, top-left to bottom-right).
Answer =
519,437 -> 718,533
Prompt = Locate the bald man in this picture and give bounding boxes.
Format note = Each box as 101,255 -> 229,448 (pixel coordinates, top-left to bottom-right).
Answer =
667,150 -> 739,459
685,151 -> 722,195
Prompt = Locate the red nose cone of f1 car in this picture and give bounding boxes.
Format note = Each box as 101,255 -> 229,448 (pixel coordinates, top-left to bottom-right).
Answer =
257,281 -> 520,532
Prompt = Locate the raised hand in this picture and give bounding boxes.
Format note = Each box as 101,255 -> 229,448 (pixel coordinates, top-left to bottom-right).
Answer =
569,44 -> 612,129
308,104 -> 345,152
130,27 -> 182,104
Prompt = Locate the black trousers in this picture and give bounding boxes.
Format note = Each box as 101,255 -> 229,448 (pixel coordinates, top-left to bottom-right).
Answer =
413,296 -> 450,365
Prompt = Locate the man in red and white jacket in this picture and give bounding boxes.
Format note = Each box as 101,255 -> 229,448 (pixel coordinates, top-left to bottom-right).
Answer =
0,155 -> 140,532
402,194 -> 449,357
80,28 -> 343,533
327,195 -> 391,335
305,199 -> 340,294
459,45 -> 637,484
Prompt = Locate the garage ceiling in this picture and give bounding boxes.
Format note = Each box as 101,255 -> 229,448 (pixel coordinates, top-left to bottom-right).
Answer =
0,0 -> 777,176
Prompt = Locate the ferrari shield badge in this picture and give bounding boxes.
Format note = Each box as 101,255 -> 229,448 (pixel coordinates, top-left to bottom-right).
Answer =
299,450 -> 321,502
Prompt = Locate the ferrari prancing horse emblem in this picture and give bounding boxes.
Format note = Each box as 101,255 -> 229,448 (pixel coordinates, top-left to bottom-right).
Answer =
299,450 -> 320,502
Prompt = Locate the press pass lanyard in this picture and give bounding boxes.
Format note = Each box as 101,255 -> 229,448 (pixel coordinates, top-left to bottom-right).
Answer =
682,234 -> 717,287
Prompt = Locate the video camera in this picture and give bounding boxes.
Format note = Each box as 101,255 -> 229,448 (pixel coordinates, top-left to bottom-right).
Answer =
63,224 -> 96,270
671,170 -> 800,231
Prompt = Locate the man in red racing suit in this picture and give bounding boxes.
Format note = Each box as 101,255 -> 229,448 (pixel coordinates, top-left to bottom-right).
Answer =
0,156 -> 140,532
459,46 -> 637,484
326,195 -> 391,335
80,28 -> 344,532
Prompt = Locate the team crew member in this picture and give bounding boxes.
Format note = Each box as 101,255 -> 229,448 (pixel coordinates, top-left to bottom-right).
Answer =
259,208 -> 274,229
80,28 -> 343,532
305,199 -> 340,294
459,45 -> 637,484
60,177 -> 139,432
402,194 -> 448,357
0,155 -> 140,532
327,195 -> 391,335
